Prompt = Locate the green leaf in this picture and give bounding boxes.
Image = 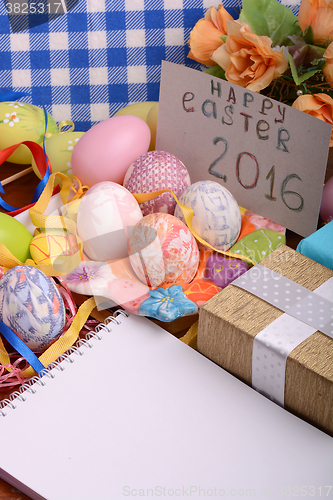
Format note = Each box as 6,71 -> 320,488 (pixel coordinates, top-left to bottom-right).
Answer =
239,0 -> 301,47
288,53 -> 321,85
303,25 -> 314,45
204,65 -> 226,80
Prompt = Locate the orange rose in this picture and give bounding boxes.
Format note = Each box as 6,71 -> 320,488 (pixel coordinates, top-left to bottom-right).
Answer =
188,4 -> 233,66
323,42 -> 333,87
298,0 -> 333,45
211,20 -> 288,92
292,93 -> 333,146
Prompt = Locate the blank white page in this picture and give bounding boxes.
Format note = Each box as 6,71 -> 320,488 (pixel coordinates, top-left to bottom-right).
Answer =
0,313 -> 332,500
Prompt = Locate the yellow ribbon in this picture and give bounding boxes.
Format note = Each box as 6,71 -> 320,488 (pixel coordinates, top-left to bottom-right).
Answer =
133,190 -> 256,266
45,120 -> 75,139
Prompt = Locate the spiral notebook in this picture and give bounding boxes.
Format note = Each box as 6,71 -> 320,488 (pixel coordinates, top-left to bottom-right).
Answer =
0,312 -> 332,500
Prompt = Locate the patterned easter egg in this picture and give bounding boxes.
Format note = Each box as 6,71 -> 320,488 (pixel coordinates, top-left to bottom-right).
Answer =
129,213 -> 199,288
30,229 -> 81,266
123,150 -> 191,216
0,102 -> 57,164
31,131 -> 85,180
183,279 -> 221,306
174,181 -> 241,251
204,254 -> 249,288
229,229 -> 286,264
0,266 -> 66,352
77,181 -> 143,261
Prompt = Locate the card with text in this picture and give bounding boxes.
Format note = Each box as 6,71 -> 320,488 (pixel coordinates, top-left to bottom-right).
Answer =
156,61 -> 331,237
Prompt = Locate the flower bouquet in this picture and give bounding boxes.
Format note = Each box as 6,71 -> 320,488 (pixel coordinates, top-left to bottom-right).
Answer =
188,0 -> 333,146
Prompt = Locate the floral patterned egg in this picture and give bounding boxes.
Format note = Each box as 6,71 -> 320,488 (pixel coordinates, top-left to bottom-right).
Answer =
129,213 -> 199,288
31,131 -> 85,180
174,180 -> 241,252
123,150 -> 191,216
0,266 -> 65,352
0,102 -> 57,164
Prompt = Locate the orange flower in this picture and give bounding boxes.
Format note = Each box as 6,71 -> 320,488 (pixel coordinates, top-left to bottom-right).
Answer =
188,4 -> 233,66
298,0 -> 333,45
292,93 -> 333,146
211,20 -> 288,92
323,42 -> 333,87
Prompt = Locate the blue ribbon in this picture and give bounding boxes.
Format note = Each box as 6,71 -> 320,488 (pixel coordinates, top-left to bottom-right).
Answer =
0,320 -> 46,376
0,91 -> 52,211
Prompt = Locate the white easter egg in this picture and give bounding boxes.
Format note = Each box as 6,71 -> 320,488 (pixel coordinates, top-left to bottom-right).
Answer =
174,181 -> 241,251
76,182 -> 143,261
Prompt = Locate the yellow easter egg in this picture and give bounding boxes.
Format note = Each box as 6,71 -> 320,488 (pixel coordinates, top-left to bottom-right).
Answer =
0,102 -> 58,164
114,101 -> 157,122
31,131 -> 85,180
30,229 -> 82,267
146,102 -> 159,151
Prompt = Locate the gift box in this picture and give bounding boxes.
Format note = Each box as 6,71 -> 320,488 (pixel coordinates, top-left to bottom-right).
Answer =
197,244 -> 333,436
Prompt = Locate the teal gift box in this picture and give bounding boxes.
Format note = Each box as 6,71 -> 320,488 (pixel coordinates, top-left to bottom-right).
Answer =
297,221 -> 333,271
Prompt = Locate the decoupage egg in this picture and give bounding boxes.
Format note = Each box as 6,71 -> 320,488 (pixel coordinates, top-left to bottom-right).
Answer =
0,212 -> 33,262
77,181 -> 143,261
31,131 -> 85,180
320,176 -> 333,223
0,101 -> 57,164
30,229 -> 81,266
128,213 -> 199,288
229,229 -> 285,264
174,181 -> 241,251
0,265 -> 66,352
71,115 -> 151,186
204,254 -> 249,288
123,150 -> 191,216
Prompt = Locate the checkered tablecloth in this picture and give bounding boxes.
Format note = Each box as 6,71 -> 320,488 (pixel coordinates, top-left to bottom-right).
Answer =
0,0 -> 300,132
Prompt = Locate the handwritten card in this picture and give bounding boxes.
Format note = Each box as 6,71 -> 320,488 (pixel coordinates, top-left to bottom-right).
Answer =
156,61 -> 331,237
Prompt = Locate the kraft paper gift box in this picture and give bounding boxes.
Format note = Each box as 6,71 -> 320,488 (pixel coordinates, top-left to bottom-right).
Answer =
197,244 -> 333,436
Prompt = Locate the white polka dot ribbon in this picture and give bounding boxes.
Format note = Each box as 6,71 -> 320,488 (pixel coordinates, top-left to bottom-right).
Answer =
232,266 -> 333,406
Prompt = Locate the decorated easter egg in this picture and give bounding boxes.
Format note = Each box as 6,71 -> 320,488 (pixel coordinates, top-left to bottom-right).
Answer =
183,279 -> 221,306
320,176 -> 333,223
123,150 -> 191,216
0,102 -> 57,164
31,131 -> 85,180
0,265 -> 66,351
229,229 -> 285,264
77,182 -> 143,261
71,115 -> 151,186
30,229 -> 82,267
174,181 -> 241,251
0,213 -> 33,262
129,213 -> 199,288
204,254 -> 249,288
114,101 -> 157,121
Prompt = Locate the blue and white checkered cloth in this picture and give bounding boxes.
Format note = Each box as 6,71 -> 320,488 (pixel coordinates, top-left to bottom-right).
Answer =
0,0 -> 300,132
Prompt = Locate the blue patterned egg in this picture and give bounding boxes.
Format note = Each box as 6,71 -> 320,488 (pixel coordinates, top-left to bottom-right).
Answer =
174,181 -> 241,251
0,266 -> 66,352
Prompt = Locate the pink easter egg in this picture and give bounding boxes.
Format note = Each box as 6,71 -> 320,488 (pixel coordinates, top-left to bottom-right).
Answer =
128,213 -> 199,289
320,176 -> 333,223
77,181 -> 143,261
71,115 -> 151,186
123,150 -> 191,216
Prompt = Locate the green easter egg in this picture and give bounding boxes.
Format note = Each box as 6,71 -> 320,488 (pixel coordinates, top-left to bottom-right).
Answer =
31,131 -> 85,180
0,102 -> 58,164
229,229 -> 286,264
0,213 -> 33,262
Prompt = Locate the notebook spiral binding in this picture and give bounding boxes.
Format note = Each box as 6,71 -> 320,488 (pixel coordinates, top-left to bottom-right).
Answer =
0,309 -> 129,417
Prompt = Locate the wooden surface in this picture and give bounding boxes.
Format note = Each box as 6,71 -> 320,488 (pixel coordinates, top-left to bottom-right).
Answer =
0,153 -> 332,500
